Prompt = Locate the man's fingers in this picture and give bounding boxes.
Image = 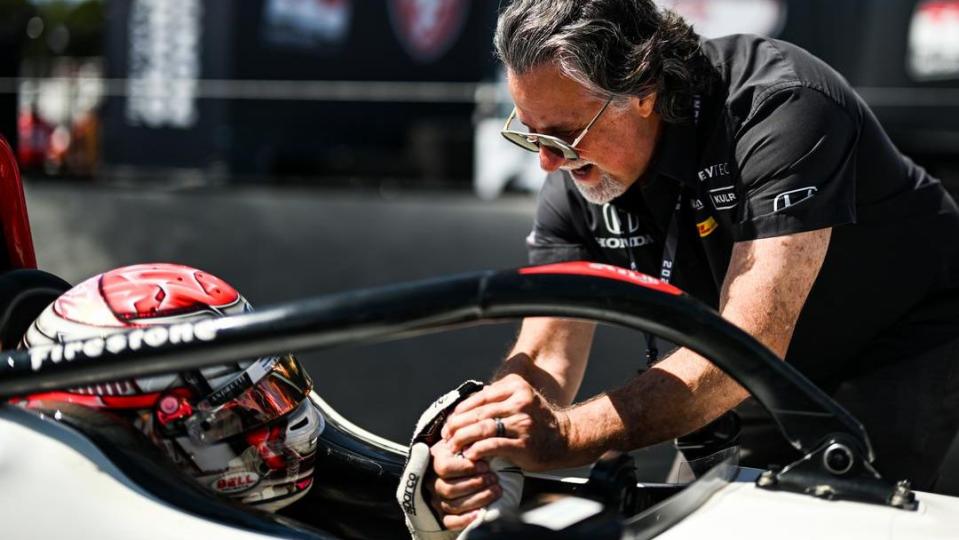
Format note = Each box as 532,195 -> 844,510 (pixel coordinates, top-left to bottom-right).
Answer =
431,448 -> 489,478
447,417 -> 501,454
451,383 -> 516,416
432,472 -> 498,500
464,437 -> 524,465
443,401 -> 519,440
444,375 -> 535,438
442,511 -> 480,531
435,484 -> 503,515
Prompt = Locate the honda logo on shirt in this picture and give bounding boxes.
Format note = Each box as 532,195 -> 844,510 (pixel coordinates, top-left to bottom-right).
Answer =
773,186 -> 818,212
602,204 -> 640,234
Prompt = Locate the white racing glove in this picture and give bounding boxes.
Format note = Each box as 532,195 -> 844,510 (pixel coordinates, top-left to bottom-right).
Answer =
396,380 -> 524,540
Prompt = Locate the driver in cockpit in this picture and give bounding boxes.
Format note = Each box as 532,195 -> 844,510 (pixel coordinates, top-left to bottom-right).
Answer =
18,262 -> 323,512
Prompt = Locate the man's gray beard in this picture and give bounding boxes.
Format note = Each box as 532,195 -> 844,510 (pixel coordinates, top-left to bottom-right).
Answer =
572,172 -> 627,205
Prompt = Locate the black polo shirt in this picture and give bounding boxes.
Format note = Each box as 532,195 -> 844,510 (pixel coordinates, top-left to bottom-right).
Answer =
527,34 -> 959,389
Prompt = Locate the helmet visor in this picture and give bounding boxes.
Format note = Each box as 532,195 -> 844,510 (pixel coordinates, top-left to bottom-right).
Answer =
184,353 -> 312,444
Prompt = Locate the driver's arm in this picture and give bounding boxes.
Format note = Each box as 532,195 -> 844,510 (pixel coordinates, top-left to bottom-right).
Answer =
446,227 -> 831,471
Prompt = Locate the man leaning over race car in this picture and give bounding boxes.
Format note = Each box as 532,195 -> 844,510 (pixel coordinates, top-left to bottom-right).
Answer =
423,0 -> 959,530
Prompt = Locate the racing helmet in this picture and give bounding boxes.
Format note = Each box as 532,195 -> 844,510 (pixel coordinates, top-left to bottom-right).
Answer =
19,263 -> 324,512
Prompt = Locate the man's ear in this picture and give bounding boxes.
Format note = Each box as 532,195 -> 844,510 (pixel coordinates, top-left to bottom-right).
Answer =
633,92 -> 657,118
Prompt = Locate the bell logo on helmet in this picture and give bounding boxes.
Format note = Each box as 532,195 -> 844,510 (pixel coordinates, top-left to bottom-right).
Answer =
28,318 -> 219,371
212,471 -> 261,494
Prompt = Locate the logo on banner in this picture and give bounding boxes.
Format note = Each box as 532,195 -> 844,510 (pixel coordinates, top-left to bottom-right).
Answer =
773,186 -> 818,212
654,0 -> 786,38
907,0 -> 959,80
126,0 -> 202,128
262,0 -> 353,49
388,0 -> 469,63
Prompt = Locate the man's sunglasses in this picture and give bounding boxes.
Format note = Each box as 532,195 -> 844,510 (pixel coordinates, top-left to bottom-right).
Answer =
500,97 -> 613,161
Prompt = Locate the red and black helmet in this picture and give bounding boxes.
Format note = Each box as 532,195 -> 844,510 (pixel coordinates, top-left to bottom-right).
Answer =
19,263 -> 324,511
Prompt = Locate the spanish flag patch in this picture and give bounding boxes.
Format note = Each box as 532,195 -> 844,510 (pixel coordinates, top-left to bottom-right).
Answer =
697,216 -> 718,237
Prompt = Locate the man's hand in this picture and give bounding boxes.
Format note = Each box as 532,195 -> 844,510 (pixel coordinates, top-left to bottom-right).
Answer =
441,374 -> 574,472
425,439 -> 500,530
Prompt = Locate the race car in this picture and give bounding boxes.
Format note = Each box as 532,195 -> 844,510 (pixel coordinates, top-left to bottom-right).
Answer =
2,259 -> 959,539
0,137 -> 958,538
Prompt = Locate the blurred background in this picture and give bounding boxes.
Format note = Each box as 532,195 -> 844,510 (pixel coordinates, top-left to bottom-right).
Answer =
2,0 -> 959,478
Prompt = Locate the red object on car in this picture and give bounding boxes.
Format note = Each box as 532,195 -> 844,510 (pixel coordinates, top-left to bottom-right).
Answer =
16,109 -> 51,172
0,135 -> 38,270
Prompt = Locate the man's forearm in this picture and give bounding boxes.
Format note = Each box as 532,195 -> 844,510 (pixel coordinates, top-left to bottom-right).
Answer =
493,318 -> 596,406
493,352 -> 570,405
562,347 -> 749,467
447,232 -> 830,472
561,230 -> 831,466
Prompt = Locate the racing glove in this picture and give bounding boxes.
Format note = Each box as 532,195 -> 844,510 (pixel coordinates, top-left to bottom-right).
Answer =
396,380 -> 523,540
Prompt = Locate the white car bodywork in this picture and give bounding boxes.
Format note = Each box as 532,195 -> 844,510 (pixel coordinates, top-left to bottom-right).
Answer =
0,406 -> 282,540
659,470 -> 959,539
5,398 -> 959,539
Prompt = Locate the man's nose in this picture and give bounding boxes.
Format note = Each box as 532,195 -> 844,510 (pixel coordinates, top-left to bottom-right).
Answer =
538,147 -> 566,172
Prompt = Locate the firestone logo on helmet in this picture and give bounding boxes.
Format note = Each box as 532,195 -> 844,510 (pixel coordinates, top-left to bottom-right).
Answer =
28,318 -> 219,371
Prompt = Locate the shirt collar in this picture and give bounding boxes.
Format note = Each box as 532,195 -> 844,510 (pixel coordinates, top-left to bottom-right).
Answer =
610,120 -> 698,234
646,120 -> 700,187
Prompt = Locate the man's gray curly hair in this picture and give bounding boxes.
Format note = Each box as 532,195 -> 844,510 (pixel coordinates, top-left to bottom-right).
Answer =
494,0 -> 714,124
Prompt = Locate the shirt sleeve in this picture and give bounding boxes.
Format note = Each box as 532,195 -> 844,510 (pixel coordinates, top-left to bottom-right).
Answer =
733,86 -> 859,241
527,171 -> 593,265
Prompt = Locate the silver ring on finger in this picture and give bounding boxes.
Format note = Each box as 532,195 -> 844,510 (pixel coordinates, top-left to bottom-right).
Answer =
494,417 -> 506,438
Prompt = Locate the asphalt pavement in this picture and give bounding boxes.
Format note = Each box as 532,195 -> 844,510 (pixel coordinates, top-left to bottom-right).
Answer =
24,180 -> 675,478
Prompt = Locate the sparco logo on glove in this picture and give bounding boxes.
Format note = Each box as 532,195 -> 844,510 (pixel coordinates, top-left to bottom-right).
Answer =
402,472 -> 419,516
